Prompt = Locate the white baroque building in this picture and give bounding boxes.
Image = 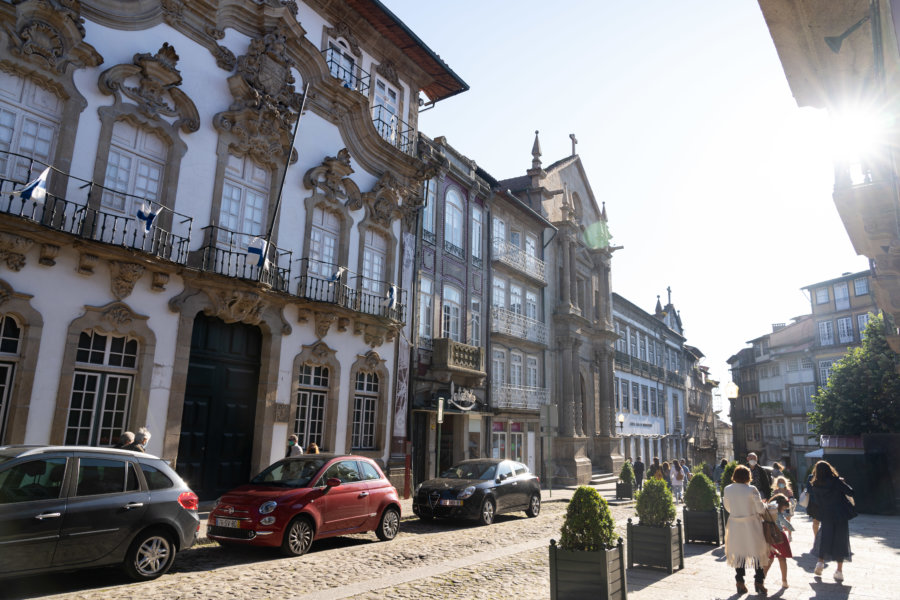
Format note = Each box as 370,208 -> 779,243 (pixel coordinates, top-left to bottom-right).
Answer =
0,0 -> 466,499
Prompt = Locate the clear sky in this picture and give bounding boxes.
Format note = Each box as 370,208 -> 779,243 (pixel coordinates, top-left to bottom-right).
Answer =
383,0 -> 870,406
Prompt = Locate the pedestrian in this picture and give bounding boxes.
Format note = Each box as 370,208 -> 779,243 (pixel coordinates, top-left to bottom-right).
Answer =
723,465 -> 770,596
714,458 -> 728,490
746,452 -> 772,500
123,427 -> 150,452
764,493 -> 795,589
672,461 -> 686,503
648,456 -> 661,479
661,461 -> 672,489
774,476 -> 794,519
113,431 -> 134,449
808,460 -> 854,582
680,458 -> 692,482
286,434 -> 303,457
306,442 -> 320,454
771,462 -> 784,480
633,455 -> 645,490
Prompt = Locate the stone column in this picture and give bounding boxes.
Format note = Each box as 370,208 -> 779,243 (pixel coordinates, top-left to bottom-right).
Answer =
560,238 -> 571,307
558,337 -> 575,436
569,240 -> 578,309
572,339 -> 583,436
596,347 -> 612,436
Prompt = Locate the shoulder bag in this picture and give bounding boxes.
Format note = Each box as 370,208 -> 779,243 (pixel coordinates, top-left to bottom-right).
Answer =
761,509 -> 786,545
798,489 -> 810,508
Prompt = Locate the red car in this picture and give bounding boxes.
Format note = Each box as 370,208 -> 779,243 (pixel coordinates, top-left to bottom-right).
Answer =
207,454 -> 401,556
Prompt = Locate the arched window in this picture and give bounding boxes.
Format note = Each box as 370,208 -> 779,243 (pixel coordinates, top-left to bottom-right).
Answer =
295,364 -> 328,449
352,371 -> 379,450
0,71 -> 62,186
218,153 -> 270,247
443,189 -> 464,257
309,206 -> 340,277
442,285 -> 462,342
0,315 -> 22,442
327,39 -> 357,89
361,229 -> 388,295
101,120 -> 166,215
66,330 -> 139,446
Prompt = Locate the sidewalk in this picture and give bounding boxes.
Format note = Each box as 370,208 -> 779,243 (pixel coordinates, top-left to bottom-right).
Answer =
627,510 -> 900,599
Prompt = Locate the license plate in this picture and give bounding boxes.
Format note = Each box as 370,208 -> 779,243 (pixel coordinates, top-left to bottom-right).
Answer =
216,518 -> 241,528
439,499 -> 463,506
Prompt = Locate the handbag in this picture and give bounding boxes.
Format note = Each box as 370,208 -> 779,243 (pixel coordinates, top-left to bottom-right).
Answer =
798,490 -> 810,508
843,494 -> 858,520
762,510 -> 786,545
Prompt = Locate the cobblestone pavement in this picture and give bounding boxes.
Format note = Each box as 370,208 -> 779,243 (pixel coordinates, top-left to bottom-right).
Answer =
5,491 -> 898,600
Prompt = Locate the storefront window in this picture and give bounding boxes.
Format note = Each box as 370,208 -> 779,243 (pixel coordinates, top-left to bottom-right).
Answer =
491,421 -> 506,458
510,422 -> 523,462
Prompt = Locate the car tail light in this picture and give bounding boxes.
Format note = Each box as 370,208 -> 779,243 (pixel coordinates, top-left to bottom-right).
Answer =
178,491 -> 199,511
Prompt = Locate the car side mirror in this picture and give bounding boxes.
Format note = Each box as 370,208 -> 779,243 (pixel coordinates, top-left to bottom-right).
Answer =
326,477 -> 341,488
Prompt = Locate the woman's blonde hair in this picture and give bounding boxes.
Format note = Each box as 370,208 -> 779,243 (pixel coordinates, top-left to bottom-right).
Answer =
774,476 -> 792,493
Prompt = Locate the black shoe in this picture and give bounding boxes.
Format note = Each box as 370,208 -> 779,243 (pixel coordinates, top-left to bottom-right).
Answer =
755,582 -> 767,597
736,581 -> 748,594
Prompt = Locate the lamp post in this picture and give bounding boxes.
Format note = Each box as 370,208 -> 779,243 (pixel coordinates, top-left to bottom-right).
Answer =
435,397 -> 444,478
688,436 -> 695,465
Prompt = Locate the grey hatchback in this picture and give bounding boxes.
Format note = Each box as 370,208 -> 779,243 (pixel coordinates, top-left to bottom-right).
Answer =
0,445 -> 199,581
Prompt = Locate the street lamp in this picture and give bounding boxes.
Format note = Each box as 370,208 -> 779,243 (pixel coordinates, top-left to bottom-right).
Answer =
688,436 -> 695,464
617,413 -> 626,432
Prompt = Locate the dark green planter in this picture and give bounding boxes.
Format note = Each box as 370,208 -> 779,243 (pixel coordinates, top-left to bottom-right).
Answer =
626,518 -> 684,573
682,507 -> 725,545
549,538 -> 627,600
616,481 -> 633,499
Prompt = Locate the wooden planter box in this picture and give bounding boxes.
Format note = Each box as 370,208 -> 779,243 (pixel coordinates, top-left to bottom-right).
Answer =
682,507 -> 725,545
549,538 -> 627,600
626,518 -> 684,573
616,481 -> 633,499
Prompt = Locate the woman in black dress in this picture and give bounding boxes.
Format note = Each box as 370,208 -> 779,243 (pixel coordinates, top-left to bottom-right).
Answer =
808,460 -> 854,582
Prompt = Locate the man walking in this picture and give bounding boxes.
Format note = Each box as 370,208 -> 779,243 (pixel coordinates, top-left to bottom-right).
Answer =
746,452 -> 771,499
633,456 -> 645,490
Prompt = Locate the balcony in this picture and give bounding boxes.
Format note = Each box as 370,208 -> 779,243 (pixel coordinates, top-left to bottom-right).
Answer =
296,258 -> 407,323
491,238 -> 546,283
490,306 -> 547,345
322,47 -> 371,96
0,152 -> 192,264
759,402 -> 784,417
832,159 -> 896,260
785,402 -> 814,416
372,105 -> 415,156
431,337 -> 485,386
492,383 -> 550,411
197,226 -> 292,292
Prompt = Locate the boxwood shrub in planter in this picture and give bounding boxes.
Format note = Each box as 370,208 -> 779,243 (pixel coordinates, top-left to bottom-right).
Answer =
627,478 -> 684,573
616,461 -> 635,500
550,486 -> 627,600
682,472 -> 725,545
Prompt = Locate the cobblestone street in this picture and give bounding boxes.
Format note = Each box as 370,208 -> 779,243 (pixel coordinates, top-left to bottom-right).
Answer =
5,492 -> 898,600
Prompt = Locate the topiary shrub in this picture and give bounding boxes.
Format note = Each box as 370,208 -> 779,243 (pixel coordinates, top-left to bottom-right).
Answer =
619,461 -> 635,485
684,472 -> 719,511
720,460 -> 738,497
559,486 -> 616,551
634,477 -> 676,527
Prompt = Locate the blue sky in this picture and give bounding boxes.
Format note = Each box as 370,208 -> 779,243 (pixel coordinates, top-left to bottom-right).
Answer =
384,1 -> 869,404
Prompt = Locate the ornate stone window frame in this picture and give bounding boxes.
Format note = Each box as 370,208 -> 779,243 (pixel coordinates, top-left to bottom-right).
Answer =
89,43 -> 198,227
0,279 -> 42,444
353,171 -> 402,294
0,0 -> 102,190
345,350 -> 388,459
48,301 -> 155,444
291,341 -> 340,453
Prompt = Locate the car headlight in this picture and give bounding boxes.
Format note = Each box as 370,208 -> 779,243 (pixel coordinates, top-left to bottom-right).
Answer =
259,500 -> 278,514
457,486 -> 476,500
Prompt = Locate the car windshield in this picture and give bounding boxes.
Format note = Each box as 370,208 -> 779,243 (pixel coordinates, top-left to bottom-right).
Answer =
251,458 -> 326,488
441,462 -> 497,480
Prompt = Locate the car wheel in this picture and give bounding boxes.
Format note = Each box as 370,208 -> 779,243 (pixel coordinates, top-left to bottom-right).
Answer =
478,497 -> 496,526
375,507 -> 400,541
123,529 -> 175,581
526,493 -> 541,518
281,516 -> 314,557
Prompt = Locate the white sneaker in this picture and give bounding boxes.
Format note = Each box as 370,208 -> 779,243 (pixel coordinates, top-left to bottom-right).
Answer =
814,562 -> 824,576
834,570 -> 844,582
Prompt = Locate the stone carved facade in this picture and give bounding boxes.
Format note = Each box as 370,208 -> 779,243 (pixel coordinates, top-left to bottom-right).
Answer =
0,232 -> 32,271
4,0 -> 102,75
109,261 -> 145,300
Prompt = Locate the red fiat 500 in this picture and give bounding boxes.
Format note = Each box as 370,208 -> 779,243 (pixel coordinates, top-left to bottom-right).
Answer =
207,454 -> 401,556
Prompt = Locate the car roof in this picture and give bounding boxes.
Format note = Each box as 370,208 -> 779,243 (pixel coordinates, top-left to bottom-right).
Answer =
0,445 -> 161,460
281,453 -> 372,462
454,458 -> 506,465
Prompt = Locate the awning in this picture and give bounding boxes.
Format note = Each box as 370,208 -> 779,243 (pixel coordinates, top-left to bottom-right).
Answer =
804,448 -> 824,458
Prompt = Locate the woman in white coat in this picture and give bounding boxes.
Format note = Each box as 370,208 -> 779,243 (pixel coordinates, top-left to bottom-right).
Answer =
724,465 -> 771,596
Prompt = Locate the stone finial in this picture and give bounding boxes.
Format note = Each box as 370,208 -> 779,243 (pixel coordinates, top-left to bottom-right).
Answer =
569,133 -> 577,157
601,201 -> 608,222
531,130 -> 542,170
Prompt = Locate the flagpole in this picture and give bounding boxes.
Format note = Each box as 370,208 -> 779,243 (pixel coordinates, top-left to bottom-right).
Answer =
265,82 -> 310,244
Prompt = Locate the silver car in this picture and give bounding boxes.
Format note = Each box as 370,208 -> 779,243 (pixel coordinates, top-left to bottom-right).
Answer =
0,445 -> 199,580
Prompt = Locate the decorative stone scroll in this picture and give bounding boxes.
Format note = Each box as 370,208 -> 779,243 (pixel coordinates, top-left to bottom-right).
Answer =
204,289 -> 266,326
0,233 -> 33,272
213,28 -> 303,169
325,21 -> 361,56
303,148 -> 362,209
4,0 -> 103,74
98,43 -> 199,133
109,261 -> 145,300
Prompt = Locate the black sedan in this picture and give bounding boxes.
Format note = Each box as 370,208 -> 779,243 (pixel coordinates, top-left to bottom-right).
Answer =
412,459 -> 541,525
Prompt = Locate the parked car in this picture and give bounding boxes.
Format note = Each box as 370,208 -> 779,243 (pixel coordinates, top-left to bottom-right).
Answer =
207,453 -> 401,556
412,458 -> 541,525
0,445 -> 199,581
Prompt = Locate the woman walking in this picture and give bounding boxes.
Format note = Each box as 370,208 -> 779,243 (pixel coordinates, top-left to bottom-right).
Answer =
724,465 -> 770,596
671,461 -> 686,503
808,460 -> 854,582
661,461 -> 672,489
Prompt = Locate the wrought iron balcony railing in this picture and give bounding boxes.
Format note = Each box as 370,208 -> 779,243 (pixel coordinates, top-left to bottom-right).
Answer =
372,104 -> 415,156
296,258 -> 407,323
0,151 -> 192,264
492,383 -> 550,410
197,225 -> 292,292
490,306 -> 547,345
322,47 -> 371,96
491,237 -> 546,283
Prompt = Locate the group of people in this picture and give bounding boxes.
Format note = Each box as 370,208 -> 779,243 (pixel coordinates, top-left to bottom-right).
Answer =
723,452 -> 854,596
285,435 -> 319,456
630,455 -> 693,503
113,427 -> 151,452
